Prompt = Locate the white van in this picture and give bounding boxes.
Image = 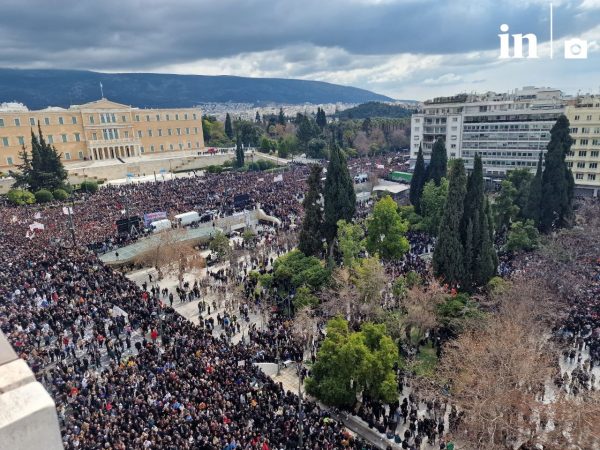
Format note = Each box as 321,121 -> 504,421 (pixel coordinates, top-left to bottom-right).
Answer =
150,219 -> 172,233
174,211 -> 200,227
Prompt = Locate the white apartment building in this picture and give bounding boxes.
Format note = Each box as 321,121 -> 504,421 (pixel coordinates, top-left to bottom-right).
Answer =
411,87 -> 566,177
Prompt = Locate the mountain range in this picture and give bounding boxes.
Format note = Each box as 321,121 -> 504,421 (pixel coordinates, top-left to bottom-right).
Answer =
0,69 -> 394,109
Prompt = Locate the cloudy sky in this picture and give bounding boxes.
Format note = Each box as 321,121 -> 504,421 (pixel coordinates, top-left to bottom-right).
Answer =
2,0 -> 600,100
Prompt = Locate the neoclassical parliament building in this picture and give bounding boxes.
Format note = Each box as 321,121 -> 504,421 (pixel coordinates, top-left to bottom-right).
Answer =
0,98 -> 205,170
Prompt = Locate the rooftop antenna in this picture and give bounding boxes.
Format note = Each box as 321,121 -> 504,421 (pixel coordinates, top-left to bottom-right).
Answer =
100,82 -> 104,99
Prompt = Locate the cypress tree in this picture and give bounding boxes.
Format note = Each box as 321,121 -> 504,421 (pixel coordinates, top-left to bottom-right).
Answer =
255,111 -> 261,123
539,115 -> 574,232
475,204 -> 497,286
324,145 -> 356,247
409,144 -> 426,213
298,165 -> 324,257
278,108 -> 286,125
235,133 -> 244,167
316,108 -> 327,129
225,113 -> 234,139
427,137 -> 447,185
461,153 -> 484,288
433,159 -> 467,287
524,152 -> 543,226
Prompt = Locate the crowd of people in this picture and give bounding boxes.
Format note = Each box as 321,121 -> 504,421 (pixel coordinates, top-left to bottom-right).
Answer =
0,162 -> 403,449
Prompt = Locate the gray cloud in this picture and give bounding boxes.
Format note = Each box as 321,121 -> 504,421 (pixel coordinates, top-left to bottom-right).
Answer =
1,0 -> 599,71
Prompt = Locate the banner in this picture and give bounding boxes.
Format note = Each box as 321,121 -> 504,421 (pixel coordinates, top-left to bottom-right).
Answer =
143,211 -> 167,227
273,174 -> 283,183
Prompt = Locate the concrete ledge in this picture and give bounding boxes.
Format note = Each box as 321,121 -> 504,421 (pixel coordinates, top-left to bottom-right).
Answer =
0,382 -> 64,450
0,359 -> 36,393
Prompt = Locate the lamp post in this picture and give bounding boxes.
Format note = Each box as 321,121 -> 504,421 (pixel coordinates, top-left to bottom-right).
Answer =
297,361 -> 304,449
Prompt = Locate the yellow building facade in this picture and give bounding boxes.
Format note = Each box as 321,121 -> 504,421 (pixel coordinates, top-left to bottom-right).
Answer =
0,98 -> 204,170
565,96 -> 600,197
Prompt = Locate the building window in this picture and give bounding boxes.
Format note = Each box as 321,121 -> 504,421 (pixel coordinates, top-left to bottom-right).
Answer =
89,115 -> 95,124
92,132 -> 97,140
187,141 -> 191,148
166,114 -> 170,121
574,115 -> 580,121
587,115 -> 592,121
61,134 -> 68,143
47,135 -> 53,144
124,131 -> 129,138
140,146 -> 144,153
175,114 -> 179,120
74,133 -> 80,142
18,136 -> 25,146
579,150 -> 588,157
160,144 -> 164,151
58,117 -> 64,125
148,129 -> 153,137
78,151 -> 84,159
184,113 -> 188,120
137,130 -> 143,138
0,118 -> 4,127
576,173 -> 583,180
45,117 -> 50,125
158,129 -> 162,137
72,116 -> 77,124
111,114 -> 116,123
169,144 -> 174,150
7,157 -> 13,165
29,118 -> 35,126
167,128 -> 172,136
588,174 -> 596,181
193,113 -> 197,120
101,114 -> 106,123
65,152 -> 71,160
151,145 -> 155,152
590,162 -> 598,169
14,118 -> 21,126
591,151 -> 599,157
156,114 -> 160,121
146,115 -> 150,122
135,115 -> 140,122
176,128 -> 181,135
577,162 -> 585,168
194,127 -> 198,134
179,143 -> 183,150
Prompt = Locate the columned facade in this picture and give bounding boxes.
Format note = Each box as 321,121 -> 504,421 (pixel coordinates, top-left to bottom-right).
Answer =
0,98 -> 205,169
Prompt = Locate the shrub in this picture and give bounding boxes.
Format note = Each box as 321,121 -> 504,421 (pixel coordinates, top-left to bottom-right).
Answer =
79,180 -> 99,193
34,189 -> 54,203
7,189 -> 35,205
52,188 -> 68,200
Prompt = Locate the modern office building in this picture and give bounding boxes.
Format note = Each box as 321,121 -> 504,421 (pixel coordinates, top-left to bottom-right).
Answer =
0,98 -> 204,170
411,86 -> 566,177
565,95 -> 600,197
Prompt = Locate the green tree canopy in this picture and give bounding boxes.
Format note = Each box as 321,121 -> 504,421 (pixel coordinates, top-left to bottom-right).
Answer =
420,178 -> 448,236
506,220 -> 540,252
224,113 -> 234,139
323,144 -> 356,247
336,219 -> 365,268
427,137 -> 447,185
366,195 -> 409,260
14,127 -> 67,192
298,164 -> 324,257
272,249 -> 330,292
409,143 -> 426,213
540,115 -> 574,232
306,318 -> 398,407
494,180 -> 519,234
433,159 -> 467,286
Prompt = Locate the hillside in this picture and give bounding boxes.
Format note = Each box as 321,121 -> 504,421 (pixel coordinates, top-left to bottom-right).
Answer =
0,69 -> 394,109
335,101 -> 416,119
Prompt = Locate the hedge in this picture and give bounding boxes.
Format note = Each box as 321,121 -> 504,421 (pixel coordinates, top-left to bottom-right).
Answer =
34,189 -> 54,203
7,189 -> 35,205
53,188 -> 69,200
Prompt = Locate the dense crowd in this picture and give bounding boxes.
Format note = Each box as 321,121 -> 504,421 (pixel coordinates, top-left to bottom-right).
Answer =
0,165 -> 392,449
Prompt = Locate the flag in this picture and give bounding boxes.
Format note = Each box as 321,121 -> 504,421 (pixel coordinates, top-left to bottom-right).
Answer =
273,174 -> 283,183
29,222 -> 45,231
62,207 -> 73,215
34,212 -> 42,219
